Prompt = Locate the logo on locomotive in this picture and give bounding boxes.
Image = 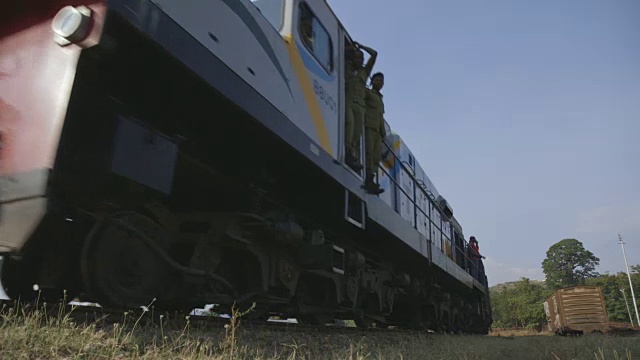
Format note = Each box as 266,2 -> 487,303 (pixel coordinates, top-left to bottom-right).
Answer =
312,79 -> 336,113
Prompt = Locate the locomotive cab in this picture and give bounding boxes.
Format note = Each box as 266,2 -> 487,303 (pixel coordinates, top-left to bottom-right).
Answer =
252,0 -> 367,179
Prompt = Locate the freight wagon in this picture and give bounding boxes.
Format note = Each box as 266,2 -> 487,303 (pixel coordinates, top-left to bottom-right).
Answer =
544,286 -> 609,335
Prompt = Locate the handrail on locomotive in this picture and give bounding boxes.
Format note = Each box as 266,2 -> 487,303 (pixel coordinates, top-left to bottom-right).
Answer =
376,137 -> 487,286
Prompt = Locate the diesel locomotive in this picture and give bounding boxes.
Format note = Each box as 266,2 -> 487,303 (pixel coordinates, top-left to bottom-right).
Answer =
0,0 -> 492,332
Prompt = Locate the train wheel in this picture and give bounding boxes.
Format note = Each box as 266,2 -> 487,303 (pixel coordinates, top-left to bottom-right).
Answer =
297,313 -> 334,325
244,302 -> 271,321
354,315 -> 374,328
80,211 -> 172,309
0,255 -> 40,303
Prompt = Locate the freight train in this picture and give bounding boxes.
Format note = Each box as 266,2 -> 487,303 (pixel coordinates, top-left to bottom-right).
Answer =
0,0 -> 492,332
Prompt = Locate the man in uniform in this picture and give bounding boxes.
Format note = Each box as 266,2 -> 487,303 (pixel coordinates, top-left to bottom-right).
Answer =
344,41 -> 377,171
363,72 -> 386,195
468,236 -> 486,282
300,15 -> 313,49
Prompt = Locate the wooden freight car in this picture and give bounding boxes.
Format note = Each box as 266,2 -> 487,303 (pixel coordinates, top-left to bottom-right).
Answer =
543,285 -> 609,335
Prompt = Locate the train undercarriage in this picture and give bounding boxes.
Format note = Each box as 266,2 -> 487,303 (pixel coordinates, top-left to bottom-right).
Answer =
0,10 -> 491,334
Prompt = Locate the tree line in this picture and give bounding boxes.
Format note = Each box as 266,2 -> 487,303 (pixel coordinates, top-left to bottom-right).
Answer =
490,238 -> 640,330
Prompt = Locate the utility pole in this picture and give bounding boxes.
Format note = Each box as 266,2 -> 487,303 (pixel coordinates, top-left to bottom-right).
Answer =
618,234 -> 640,325
621,288 -> 634,327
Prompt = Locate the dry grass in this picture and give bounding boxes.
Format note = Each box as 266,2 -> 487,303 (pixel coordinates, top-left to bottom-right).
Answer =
1,299 -> 639,359
489,327 -> 550,337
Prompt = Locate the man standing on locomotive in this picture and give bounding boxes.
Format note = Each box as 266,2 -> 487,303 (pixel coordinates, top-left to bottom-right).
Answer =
363,72 -> 386,195
468,236 -> 486,282
344,41 -> 377,172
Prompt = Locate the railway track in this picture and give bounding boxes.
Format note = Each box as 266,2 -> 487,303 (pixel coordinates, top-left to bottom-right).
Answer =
0,299 -> 431,337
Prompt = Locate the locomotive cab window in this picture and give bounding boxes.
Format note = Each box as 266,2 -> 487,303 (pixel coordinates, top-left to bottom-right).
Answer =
298,2 -> 333,72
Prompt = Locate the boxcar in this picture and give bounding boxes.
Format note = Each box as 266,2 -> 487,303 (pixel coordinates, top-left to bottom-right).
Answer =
544,286 -> 609,334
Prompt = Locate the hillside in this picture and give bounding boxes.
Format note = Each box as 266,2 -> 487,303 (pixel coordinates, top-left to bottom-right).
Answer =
490,279 -> 546,293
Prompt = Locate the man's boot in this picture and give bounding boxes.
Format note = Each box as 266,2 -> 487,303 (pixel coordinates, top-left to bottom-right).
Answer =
364,174 -> 384,195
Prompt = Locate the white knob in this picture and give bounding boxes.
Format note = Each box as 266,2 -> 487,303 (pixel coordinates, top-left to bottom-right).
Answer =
51,6 -> 92,46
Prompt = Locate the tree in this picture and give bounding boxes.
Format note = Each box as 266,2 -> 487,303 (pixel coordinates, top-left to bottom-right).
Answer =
585,271 -> 640,323
511,278 -> 553,330
541,238 -> 600,290
490,277 -> 552,330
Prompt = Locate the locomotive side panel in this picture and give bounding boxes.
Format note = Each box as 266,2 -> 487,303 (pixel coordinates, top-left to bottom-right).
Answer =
377,129 -> 399,210
415,175 -> 430,237
431,203 -> 442,252
287,0 -> 340,159
392,138 -> 417,228
149,0 -> 339,158
397,166 -> 416,228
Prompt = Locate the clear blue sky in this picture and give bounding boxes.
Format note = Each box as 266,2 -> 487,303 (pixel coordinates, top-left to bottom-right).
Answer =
327,0 -> 640,286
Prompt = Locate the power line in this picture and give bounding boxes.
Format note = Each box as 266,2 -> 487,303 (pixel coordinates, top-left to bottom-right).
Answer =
618,234 -> 640,325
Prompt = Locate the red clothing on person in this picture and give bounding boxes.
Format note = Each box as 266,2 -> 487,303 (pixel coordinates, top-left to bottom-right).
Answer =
470,242 -> 481,259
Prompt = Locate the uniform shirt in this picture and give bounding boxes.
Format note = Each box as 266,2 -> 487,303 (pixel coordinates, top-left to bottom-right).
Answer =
364,87 -> 384,130
345,67 -> 368,107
